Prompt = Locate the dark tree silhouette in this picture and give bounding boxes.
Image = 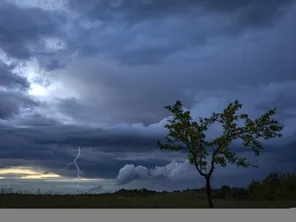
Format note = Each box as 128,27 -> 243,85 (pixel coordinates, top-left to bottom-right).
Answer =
157,100 -> 283,208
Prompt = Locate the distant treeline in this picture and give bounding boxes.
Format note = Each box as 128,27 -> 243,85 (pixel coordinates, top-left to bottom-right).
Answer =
1,171 -> 296,201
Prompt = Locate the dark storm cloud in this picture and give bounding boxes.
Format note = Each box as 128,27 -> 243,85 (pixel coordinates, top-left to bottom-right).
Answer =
0,133 -> 171,179
0,59 -> 42,119
57,61 -> 198,124
61,0 -> 293,66
255,82 -> 296,120
231,0 -> 294,30
0,1 -> 66,59
0,58 -> 36,120
43,59 -> 66,71
115,30 -> 206,65
0,116 -> 293,180
0,117 -> 187,180
65,0 -> 296,66
0,144 -> 69,164
0,124 -> 161,152
0,90 -> 38,119
55,50 -> 296,128
2,118 -> 275,158
53,97 -> 102,124
74,0 -> 293,26
0,61 -> 30,90
11,113 -> 61,127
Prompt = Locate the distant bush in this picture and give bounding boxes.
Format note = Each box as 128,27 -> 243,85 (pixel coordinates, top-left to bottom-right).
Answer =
248,171 -> 296,201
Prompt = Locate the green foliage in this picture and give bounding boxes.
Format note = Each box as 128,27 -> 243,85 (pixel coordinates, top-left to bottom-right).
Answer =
248,171 -> 296,201
219,185 -> 232,199
157,100 -> 283,178
248,180 -> 262,199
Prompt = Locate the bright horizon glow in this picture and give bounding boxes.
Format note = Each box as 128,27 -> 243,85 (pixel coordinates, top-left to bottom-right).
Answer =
0,167 -> 103,182
0,167 -> 38,175
20,174 -> 61,179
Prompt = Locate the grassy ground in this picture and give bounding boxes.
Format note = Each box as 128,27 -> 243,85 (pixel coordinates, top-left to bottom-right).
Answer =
1,191 -> 296,208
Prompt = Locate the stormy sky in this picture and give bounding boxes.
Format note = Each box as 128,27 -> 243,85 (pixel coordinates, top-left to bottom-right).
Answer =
0,0 -> 296,194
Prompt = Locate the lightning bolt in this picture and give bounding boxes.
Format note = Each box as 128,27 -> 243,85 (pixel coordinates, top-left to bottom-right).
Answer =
63,147 -> 82,192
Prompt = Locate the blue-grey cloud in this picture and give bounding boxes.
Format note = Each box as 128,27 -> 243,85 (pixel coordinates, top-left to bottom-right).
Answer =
73,0 -> 293,26
0,90 -> 38,119
66,0 -> 294,64
0,61 -> 30,90
0,1 -> 67,59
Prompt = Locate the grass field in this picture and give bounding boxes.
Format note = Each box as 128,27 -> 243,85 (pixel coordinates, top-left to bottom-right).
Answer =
1,191 -> 296,208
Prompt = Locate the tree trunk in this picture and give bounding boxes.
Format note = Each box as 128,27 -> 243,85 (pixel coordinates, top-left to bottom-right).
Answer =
206,176 -> 214,208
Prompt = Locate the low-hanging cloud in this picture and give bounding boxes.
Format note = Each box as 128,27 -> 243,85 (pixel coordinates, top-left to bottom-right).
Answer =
116,142 -> 296,187
116,164 -> 150,184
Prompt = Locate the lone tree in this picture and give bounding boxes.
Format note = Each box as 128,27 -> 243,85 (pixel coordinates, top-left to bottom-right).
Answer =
157,100 -> 283,208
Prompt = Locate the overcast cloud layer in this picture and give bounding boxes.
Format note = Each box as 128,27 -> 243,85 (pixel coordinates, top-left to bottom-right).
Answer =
0,0 -> 296,193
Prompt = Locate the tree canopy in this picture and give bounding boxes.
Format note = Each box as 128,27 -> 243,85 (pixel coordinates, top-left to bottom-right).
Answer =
157,100 -> 283,207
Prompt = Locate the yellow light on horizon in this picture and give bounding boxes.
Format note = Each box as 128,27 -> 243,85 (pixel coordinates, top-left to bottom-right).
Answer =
63,178 -> 104,182
20,174 -> 61,179
0,167 -> 104,182
0,168 -> 38,175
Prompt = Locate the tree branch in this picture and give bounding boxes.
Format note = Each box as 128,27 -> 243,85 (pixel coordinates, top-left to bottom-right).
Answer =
208,143 -> 221,177
194,155 -> 207,177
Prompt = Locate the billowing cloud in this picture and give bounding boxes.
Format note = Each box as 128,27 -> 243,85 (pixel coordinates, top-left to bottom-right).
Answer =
116,140 -> 296,187
116,164 -> 150,184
